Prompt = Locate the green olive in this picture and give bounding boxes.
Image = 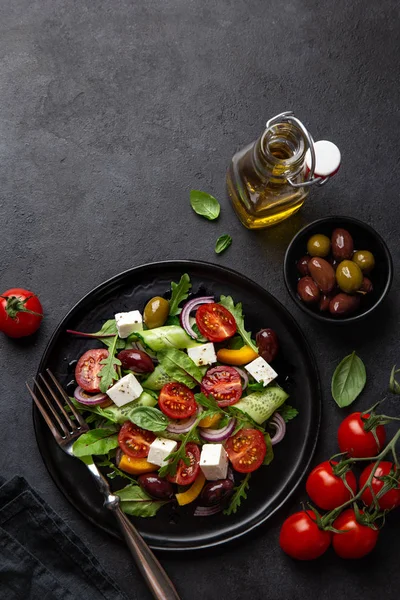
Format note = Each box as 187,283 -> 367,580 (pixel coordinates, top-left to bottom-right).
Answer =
307,234 -> 331,257
336,260 -> 363,294
143,296 -> 170,329
352,250 -> 375,273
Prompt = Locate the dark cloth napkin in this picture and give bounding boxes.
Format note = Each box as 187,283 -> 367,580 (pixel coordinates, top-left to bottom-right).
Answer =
0,476 -> 129,600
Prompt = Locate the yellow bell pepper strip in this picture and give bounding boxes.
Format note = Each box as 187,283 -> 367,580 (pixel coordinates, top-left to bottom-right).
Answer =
199,413 -> 222,428
119,454 -> 158,475
216,345 -> 258,365
175,472 -> 206,506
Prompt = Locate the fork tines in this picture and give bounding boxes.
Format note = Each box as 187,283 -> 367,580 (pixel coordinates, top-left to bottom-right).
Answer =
26,369 -> 88,442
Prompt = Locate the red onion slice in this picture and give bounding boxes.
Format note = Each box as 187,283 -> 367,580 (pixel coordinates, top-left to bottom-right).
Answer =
166,406 -> 203,434
194,504 -> 222,517
74,386 -> 108,406
270,412 -> 286,445
199,418 -> 236,442
233,367 -> 248,390
180,296 -> 214,339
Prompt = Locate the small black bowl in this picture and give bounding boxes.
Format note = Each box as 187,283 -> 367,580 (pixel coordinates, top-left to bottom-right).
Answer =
283,216 -> 393,324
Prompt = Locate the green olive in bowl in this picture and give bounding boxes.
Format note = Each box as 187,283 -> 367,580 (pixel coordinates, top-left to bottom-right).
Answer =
336,260 -> 363,294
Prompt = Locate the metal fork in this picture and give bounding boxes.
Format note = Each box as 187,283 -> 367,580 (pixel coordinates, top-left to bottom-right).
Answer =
27,369 -> 181,600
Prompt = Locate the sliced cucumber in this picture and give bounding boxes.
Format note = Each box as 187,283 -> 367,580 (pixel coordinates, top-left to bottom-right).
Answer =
129,325 -> 199,351
142,365 -> 172,390
234,386 -> 289,425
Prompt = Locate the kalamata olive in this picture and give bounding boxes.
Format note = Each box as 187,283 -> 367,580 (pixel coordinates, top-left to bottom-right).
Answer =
308,257 -> 336,293
360,277 -> 373,294
329,293 -> 360,316
296,255 -> 311,276
319,294 -> 331,312
307,234 -> 331,257
117,349 -> 155,373
331,228 -> 354,261
138,473 -> 174,500
256,328 -> 279,362
336,260 -> 363,294
143,296 -> 170,329
200,479 -> 234,506
352,250 -> 375,273
297,277 -> 320,303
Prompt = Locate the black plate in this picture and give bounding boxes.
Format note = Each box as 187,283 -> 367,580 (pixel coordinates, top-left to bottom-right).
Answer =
34,261 -> 321,551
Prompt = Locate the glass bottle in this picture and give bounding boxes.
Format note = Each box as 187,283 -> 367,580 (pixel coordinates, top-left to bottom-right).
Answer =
227,111 -> 340,229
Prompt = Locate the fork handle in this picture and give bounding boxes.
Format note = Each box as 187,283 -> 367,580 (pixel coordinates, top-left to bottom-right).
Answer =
112,505 -> 181,600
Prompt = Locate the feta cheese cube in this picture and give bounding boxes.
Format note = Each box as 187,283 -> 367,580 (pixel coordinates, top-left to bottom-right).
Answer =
106,373 -> 143,407
187,343 -> 217,367
148,437 -> 178,467
245,356 -> 278,386
200,444 -> 228,480
115,311 -> 143,339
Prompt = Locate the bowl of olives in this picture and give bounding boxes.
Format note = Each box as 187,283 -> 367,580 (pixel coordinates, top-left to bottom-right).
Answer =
283,216 -> 393,323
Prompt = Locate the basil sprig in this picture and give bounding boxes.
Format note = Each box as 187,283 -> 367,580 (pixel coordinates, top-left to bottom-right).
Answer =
331,352 -> 366,407
215,234 -> 232,254
190,190 -> 220,220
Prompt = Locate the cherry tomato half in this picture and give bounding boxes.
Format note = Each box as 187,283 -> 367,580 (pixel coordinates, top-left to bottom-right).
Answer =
332,508 -> 379,559
195,303 -> 237,343
279,510 -> 332,560
75,349 -> 109,393
167,442 -> 200,485
360,461 -> 400,510
338,412 -> 386,458
158,383 -> 197,420
118,421 -> 156,459
306,461 -> 357,510
201,366 -> 242,407
0,288 -> 43,338
225,428 -> 266,473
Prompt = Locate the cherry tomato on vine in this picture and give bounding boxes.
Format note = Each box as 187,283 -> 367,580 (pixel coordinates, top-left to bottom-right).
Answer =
360,461 -> 400,510
338,412 -> 386,458
332,508 -> 379,559
279,510 -> 332,560
0,288 -> 43,338
306,461 -> 357,510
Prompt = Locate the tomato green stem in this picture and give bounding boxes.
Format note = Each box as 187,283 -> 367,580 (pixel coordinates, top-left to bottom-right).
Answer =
1,295 -> 43,319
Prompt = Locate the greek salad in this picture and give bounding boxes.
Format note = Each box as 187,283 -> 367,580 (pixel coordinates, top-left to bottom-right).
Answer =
68,274 -> 298,518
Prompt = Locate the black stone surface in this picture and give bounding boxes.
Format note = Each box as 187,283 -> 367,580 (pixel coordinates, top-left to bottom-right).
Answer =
0,1 -> 399,599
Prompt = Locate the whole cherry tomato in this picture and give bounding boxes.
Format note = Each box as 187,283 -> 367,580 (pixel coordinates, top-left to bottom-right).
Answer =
332,508 -> 379,559
360,461 -> 400,510
338,412 -> 386,458
279,510 -> 332,560
306,461 -> 357,510
0,288 -> 43,338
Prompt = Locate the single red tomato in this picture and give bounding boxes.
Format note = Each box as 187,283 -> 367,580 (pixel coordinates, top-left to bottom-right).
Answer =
360,461 -> 400,510
166,442 -> 200,485
201,366 -> 242,407
195,303 -> 237,342
118,422 -> 156,458
158,383 -> 197,420
0,288 -> 43,338
338,412 -> 386,458
280,510 -> 332,560
332,508 -> 379,559
75,349 -> 109,393
306,461 -> 357,510
225,428 -> 266,473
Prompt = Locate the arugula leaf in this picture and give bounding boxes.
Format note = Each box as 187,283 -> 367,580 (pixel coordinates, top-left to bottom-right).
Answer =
129,407 -> 169,432
215,234 -> 232,254
278,404 -> 299,422
194,392 -> 221,412
331,352 -> 366,408
190,190 -> 220,221
219,295 -> 257,353
97,457 -> 139,484
389,365 -> 400,395
169,274 -> 192,316
99,335 -> 121,393
158,348 -> 203,389
223,473 -> 251,516
72,428 -> 119,457
116,484 -> 168,517
263,433 -> 274,465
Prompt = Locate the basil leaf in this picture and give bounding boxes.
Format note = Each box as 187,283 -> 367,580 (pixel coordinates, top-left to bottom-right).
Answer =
219,295 -> 258,353
129,407 -> 169,432
223,473 -> 251,516
215,234 -> 232,254
190,190 -> 220,221
158,348 -> 203,389
72,428 -> 119,457
169,274 -> 192,316
116,484 -> 168,517
278,404 -> 299,422
263,433 -> 274,465
99,335 -> 121,393
389,365 -> 400,395
331,352 -> 366,407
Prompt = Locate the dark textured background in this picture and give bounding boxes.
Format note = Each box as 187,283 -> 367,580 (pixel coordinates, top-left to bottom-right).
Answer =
0,1 -> 399,598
